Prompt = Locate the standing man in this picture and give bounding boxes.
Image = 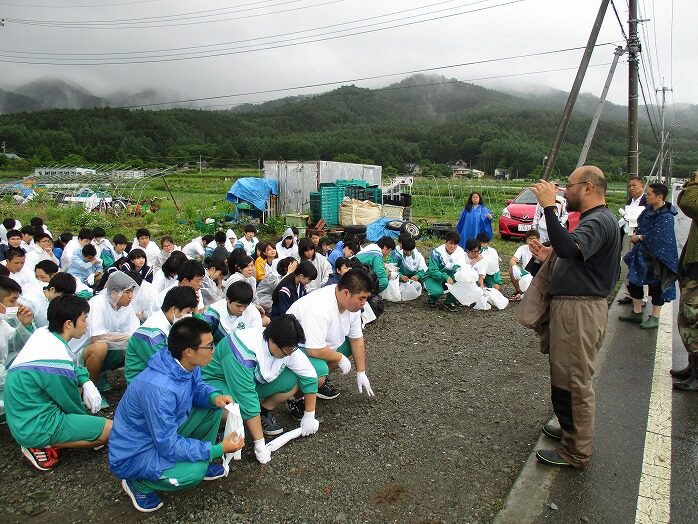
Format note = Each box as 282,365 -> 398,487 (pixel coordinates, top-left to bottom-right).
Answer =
673,170 -> 698,390
530,166 -> 620,469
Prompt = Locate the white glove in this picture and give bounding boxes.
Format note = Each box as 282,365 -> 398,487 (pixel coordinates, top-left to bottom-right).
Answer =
254,438 -> 271,464
300,411 -> 319,436
82,381 -> 102,414
356,371 -> 375,397
338,354 -> 351,374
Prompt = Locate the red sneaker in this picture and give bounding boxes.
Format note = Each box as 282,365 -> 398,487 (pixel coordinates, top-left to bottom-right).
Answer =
21,446 -> 59,471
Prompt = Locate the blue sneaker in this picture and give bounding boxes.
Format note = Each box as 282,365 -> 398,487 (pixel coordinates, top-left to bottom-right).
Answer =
203,463 -> 226,481
121,479 -> 163,513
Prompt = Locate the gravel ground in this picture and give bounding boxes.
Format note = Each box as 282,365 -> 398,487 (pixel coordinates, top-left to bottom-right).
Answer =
0,284 -> 554,524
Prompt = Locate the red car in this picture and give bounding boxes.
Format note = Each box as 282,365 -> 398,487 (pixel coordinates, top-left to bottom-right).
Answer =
498,188 -> 580,240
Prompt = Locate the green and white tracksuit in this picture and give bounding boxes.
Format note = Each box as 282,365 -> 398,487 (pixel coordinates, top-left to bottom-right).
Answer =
356,244 -> 389,293
4,327 -> 106,447
389,246 -> 428,280
423,244 -> 467,303
124,310 -> 173,384
201,326 -> 318,421
201,299 -> 262,345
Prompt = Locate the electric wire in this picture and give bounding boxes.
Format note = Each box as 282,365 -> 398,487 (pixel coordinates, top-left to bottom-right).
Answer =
109,42 -> 619,109
0,0 -> 488,56
0,0 -> 527,64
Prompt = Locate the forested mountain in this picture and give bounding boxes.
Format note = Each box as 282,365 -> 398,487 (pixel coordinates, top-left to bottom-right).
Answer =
1,75 -> 696,179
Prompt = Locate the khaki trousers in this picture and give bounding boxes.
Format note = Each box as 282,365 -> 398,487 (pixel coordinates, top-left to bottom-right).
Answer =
548,296 -> 608,468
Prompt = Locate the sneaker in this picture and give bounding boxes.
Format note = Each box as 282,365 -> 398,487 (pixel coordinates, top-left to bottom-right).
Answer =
444,302 -> 458,312
619,311 -> 643,324
542,424 -> 562,440
640,315 -> 659,329
21,446 -> 59,471
535,449 -> 573,468
203,463 -> 226,481
121,479 -> 163,513
427,298 -> 437,308
317,380 -> 340,400
261,410 -> 283,436
287,397 -> 305,421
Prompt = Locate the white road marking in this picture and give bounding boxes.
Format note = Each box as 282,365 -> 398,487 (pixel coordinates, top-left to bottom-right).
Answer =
634,305 -> 673,524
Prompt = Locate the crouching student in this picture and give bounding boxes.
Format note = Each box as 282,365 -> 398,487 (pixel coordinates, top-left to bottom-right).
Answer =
78,272 -> 140,396
202,281 -> 262,345
287,270 -> 376,400
390,235 -> 427,283
124,286 -> 199,384
4,295 -> 111,472
201,315 -> 319,454
465,238 -> 487,289
508,229 -> 539,301
109,317 -> 243,513
422,230 -> 466,312
355,237 -> 395,293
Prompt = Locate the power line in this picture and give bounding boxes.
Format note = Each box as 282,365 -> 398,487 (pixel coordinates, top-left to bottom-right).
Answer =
111,42 -> 620,109
191,62 -> 615,110
3,0 -> 331,28
0,0 -> 526,64
0,0 -> 163,7
0,0 -> 482,56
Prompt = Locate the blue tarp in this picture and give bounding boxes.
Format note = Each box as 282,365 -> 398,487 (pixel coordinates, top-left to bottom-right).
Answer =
366,217 -> 400,242
226,178 -> 279,211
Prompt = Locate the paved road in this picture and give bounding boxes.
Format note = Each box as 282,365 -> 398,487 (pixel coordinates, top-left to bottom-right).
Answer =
494,196 -> 696,524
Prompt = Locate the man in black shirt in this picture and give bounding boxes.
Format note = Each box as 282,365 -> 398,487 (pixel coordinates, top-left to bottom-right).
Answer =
530,165 -> 621,469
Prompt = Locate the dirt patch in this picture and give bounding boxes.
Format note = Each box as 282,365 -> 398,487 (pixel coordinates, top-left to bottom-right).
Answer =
0,290 -> 552,524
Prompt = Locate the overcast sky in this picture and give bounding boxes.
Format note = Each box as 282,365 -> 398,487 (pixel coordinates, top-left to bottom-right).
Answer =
0,0 -> 691,114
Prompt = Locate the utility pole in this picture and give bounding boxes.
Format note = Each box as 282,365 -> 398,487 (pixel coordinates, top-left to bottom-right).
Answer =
656,86 -> 672,185
627,0 -> 641,178
577,46 -> 626,168
542,0 -> 610,180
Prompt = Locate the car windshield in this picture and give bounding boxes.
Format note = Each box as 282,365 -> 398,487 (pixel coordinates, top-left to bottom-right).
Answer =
513,189 -> 538,205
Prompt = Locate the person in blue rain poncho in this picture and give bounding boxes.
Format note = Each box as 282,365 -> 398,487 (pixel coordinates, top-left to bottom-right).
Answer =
620,183 -> 679,330
455,191 -> 493,248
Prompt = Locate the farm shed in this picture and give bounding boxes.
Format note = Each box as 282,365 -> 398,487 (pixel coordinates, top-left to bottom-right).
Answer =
263,160 -> 382,215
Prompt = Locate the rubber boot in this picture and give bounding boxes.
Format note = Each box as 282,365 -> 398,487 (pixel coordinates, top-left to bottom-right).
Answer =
619,311 -> 643,324
670,358 -> 692,380
673,353 -> 698,391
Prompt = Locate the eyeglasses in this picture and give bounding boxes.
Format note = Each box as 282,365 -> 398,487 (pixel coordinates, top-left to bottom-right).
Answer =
194,344 -> 215,352
565,181 -> 589,190
280,346 -> 297,356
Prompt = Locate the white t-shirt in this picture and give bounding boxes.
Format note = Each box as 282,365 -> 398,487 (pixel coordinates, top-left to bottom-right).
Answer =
132,239 -> 161,266
287,284 -> 362,350
207,298 -> 262,334
514,245 -> 533,269
469,257 -> 487,277
60,238 -> 82,271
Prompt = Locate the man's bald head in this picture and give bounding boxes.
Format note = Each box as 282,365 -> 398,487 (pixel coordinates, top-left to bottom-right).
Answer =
572,165 -> 607,195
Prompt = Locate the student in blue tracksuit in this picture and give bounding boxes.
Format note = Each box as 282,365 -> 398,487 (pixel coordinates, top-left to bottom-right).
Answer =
108,317 -> 244,513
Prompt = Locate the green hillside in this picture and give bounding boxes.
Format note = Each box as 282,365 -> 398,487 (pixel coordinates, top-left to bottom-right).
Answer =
1,75 -> 696,179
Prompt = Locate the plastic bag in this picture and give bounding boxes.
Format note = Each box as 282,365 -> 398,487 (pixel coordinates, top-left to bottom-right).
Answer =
447,281 -> 483,306
473,294 -> 491,310
222,403 -> 245,476
361,301 -> 377,327
484,288 -> 508,310
519,274 -> 533,293
454,266 -> 479,283
380,277 -> 401,302
399,280 -> 422,301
